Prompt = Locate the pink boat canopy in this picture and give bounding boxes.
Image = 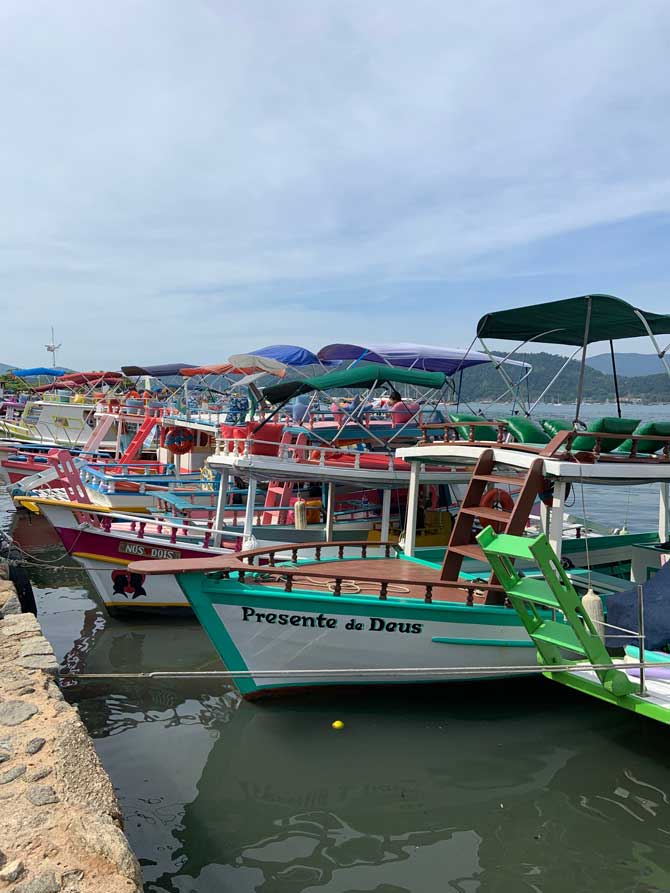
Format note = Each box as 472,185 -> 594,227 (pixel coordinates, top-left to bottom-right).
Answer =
32,371 -> 124,391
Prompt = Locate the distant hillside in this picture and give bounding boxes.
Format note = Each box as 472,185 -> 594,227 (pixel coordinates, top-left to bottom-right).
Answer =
0,363 -> 14,374
586,352 -> 664,377
458,351 -> 670,404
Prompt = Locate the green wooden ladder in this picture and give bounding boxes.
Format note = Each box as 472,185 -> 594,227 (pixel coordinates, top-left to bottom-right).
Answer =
477,526 -> 670,724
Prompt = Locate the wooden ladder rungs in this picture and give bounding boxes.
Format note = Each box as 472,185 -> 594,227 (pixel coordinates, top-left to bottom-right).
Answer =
473,473 -> 525,487
447,543 -> 486,561
460,505 -> 512,524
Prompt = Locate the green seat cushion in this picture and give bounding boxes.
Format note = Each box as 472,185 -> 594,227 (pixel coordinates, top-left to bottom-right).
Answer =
541,419 -> 572,438
541,417 -> 640,452
503,416 -> 550,445
576,417 -> 640,452
449,412 -> 497,442
614,421 -> 670,455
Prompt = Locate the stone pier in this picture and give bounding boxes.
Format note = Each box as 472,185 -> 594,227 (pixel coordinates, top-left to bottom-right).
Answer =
0,567 -> 142,893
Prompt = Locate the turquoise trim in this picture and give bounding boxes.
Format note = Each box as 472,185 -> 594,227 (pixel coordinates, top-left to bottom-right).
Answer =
200,577 -> 525,626
625,645 -> 670,664
563,531 -> 657,553
180,576 -> 258,695
177,569 -> 533,694
431,636 -> 534,648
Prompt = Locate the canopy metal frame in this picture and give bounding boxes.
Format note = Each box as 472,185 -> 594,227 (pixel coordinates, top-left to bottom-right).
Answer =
477,294 -> 670,427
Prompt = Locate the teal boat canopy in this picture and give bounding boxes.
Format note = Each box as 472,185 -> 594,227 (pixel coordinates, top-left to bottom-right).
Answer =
262,363 -> 446,404
477,294 -> 670,347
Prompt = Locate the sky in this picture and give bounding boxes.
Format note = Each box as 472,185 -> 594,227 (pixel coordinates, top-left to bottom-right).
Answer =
1,0 -> 670,370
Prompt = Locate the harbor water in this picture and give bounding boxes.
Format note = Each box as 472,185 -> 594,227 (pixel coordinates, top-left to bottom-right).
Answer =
3,405 -> 670,892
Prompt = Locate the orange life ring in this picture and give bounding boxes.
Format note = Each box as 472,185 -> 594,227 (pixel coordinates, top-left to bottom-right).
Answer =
479,487 -> 514,533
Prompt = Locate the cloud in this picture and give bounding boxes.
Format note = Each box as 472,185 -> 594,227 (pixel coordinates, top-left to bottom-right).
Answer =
1,0 -> 669,367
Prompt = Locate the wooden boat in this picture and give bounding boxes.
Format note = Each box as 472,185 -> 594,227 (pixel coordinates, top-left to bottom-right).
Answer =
129,294 -> 670,701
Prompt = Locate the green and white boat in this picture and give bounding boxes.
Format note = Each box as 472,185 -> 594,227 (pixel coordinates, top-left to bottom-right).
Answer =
130,295 -> 670,699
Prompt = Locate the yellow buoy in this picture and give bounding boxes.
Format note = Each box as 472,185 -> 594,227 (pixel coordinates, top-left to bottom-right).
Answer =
331,720 -> 344,730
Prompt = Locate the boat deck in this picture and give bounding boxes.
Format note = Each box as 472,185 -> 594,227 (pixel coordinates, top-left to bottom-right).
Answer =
129,549 -> 501,605
251,557 -> 485,604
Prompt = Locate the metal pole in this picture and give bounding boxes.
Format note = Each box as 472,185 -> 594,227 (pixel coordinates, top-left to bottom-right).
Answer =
609,340 -> 622,418
456,369 -> 463,410
659,482 -> 669,543
637,583 -> 646,695
243,477 -> 258,547
380,488 -> 392,543
573,296 -> 592,426
633,309 -> 670,383
325,482 -> 335,540
213,471 -> 229,546
404,461 -> 420,557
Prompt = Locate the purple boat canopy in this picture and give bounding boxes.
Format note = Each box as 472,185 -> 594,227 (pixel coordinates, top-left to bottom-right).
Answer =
121,363 -> 197,378
249,345 -> 322,367
317,343 -> 493,375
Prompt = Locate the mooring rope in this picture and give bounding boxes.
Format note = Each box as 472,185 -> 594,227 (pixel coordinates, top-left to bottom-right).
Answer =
56,659 -> 668,682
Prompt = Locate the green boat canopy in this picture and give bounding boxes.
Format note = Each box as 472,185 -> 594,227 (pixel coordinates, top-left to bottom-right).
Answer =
477,294 -> 670,347
262,363 -> 446,404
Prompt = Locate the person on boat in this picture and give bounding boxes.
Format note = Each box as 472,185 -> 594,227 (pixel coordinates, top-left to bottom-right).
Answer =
387,390 -> 420,427
292,394 -> 311,423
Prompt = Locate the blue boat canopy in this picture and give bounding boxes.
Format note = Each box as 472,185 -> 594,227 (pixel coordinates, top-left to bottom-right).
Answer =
121,363 -> 197,377
10,367 -> 69,378
317,343 -> 495,374
250,345 -> 321,367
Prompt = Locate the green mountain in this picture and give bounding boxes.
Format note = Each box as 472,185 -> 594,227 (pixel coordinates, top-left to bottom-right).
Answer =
586,352 -> 665,377
458,351 -> 670,405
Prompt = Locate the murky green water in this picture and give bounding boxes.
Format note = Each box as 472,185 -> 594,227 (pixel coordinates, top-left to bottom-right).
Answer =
3,404 -> 670,891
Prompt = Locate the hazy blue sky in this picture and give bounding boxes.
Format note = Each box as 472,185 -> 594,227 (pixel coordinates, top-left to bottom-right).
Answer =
1,1 -> 669,369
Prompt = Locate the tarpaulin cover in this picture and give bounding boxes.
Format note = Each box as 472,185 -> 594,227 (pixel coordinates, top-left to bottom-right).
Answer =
606,559 -> 670,651
32,371 -> 124,391
10,367 -> 68,377
477,294 -> 670,346
250,344 -> 321,366
317,342 -> 492,374
122,364 -> 197,377
263,363 -> 446,404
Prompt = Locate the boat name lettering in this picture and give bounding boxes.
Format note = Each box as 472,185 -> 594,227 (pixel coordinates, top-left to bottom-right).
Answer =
119,543 -> 181,560
240,607 -> 422,634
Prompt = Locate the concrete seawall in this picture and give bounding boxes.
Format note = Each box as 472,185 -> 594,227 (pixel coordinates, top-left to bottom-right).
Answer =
0,565 -> 142,892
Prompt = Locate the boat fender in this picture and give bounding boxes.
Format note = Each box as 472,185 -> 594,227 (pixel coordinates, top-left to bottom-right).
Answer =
294,498 -> 307,530
581,588 -> 604,640
480,488 -> 514,533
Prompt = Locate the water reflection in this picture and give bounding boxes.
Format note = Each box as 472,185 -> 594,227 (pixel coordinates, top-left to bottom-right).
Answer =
5,469 -> 670,892
72,680 -> 670,893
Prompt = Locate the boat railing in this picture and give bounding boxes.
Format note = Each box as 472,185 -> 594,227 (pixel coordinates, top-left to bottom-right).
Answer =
200,540 -> 504,604
237,539 -> 402,565
216,435 -> 400,470
419,423 -> 670,463
232,566 -> 504,603
298,408 -> 426,428
31,497 -> 242,550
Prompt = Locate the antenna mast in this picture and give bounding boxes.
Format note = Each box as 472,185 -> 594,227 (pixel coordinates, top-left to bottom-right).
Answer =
45,327 -> 62,368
